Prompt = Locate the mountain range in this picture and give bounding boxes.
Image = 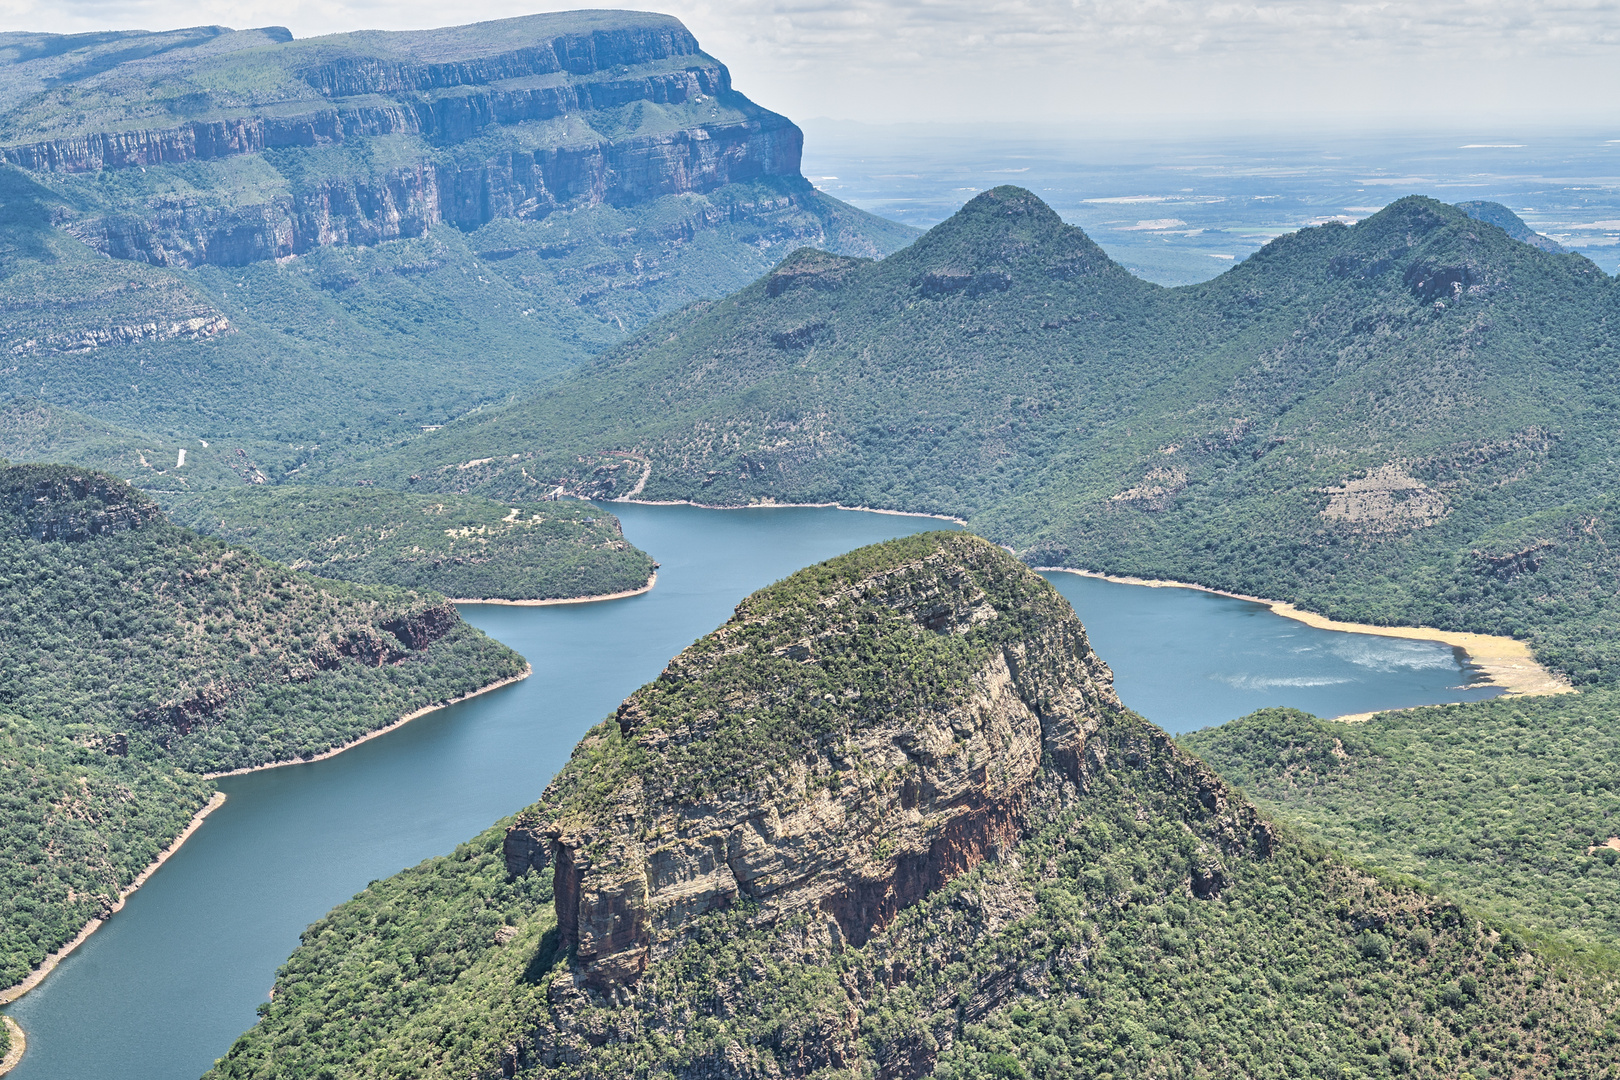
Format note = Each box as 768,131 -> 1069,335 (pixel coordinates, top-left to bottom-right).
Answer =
335,186 -> 1620,684
3,10 -> 1620,1079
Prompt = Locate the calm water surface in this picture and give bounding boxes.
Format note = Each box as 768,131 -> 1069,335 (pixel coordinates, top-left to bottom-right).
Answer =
1044,572 -> 1499,730
3,505 -> 1495,1079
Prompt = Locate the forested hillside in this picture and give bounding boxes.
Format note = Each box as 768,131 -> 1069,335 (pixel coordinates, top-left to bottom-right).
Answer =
1183,696 -> 1620,961
0,14 -> 915,440
207,535 -> 1619,1080
350,188 -> 1620,683
168,486 -> 655,600
0,463 -> 525,991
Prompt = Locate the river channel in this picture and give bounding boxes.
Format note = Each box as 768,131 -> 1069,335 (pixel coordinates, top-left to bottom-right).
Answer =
3,504 -> 1499,1079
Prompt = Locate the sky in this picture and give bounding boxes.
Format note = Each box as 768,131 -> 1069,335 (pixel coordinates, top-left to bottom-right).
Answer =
4,0 -> 1619,129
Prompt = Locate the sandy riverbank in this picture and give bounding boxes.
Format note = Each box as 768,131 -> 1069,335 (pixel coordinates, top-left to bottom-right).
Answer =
0,790 -> 228,1009
622,497 -> 967,525
1039,568 -> 1574,704
0,1016 -> 24,1077
204,665 -> 532,779
449,572 -> 656,606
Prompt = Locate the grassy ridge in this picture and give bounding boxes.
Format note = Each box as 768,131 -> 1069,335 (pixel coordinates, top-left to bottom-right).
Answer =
1182,696 -> 1620,961
0,463 -> 526,988
166,487 -> 655,601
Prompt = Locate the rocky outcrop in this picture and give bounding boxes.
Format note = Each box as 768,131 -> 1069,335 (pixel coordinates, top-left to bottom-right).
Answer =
381,602 -> 459,650
304,602 -> 462,670
516,534 -> 1273,999
0,465 -> 163,541
503,817 -> 552,878
8,314 -> 231,355
134,680 -> 240,736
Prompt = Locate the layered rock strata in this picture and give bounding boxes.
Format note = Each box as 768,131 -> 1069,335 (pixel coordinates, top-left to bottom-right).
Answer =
510,532 -> 1273,995
2,13 -> 809,268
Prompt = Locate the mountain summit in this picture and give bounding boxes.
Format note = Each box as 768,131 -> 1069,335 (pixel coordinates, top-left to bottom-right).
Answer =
1455,200 -> 1566,253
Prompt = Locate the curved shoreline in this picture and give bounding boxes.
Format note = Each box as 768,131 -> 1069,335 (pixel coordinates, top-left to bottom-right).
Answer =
0,790 -> 228,1009
0,664 -> 535,1018
619,497 -> 967,525
0,1016 -> 23,1077
1037,567 -> 1574,700
448,572 -> 656,606
203,665 -> 533,780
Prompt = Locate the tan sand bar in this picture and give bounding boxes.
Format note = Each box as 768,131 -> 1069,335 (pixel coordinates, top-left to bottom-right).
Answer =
1041,568 -> 1574,703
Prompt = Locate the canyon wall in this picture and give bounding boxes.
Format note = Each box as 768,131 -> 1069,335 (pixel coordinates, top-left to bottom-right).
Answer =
1,15 -> 808,268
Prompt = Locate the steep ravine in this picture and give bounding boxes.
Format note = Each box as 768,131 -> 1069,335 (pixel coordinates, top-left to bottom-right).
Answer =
208,533 -> 1614,1080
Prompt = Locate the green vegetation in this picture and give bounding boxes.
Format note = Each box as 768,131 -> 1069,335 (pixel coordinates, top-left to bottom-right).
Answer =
207,820 -> 556,1080
206,536 -> 1619,1079
0,14 -> 915,441
166,487 -> 655,601
214,769 -> 1619,1079
0,463 -> 524,989
1182,696 -> 1620,961
0,711 -> 214,991
350,188 -> 1620,688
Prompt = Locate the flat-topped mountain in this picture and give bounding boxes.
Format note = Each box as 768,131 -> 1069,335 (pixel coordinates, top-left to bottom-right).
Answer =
0,12 -> 915,437
356,186 -> 1620,686
2,12 -> 803,264
209,533 -> 1613,1078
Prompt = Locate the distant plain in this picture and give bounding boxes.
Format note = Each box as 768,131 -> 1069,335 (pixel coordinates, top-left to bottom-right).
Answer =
802,122 -> 1620,283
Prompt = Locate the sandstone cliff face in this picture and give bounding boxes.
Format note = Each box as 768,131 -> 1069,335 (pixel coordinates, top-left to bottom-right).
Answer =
509,534 -> 1274,1013
3,15 -> 808,269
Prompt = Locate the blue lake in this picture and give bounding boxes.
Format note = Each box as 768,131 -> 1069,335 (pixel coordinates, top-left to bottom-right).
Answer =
2,505 -> 1497,1079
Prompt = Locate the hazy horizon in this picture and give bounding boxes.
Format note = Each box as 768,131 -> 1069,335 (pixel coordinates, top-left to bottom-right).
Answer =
5,2 -> 1618,131
799,123 -> 1620,282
